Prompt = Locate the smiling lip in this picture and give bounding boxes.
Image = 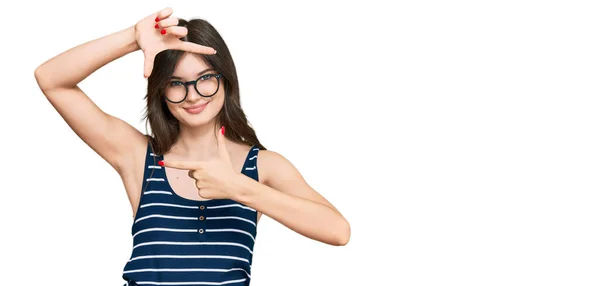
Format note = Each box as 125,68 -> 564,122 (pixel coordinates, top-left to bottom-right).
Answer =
184,102 -> 209,114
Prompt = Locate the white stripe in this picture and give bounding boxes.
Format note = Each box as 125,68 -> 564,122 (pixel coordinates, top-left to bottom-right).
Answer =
146,178 -> 165,182
135,278 -> 246,285
135,214 -> 197,224
206,229 -> 255,241
123,268 -> 251,278
150,153 -> 157,157
132,241 -> 253,253
133,228 -> 197,238
207,216 -> 256,227
140,203 -> 198,209
207,204 -> 255,212
252,148 -> 259,151
248,155 -> 257,160
144,190 -> 172,195
129,255 -> 249,263
244,166 -> 256,171
148,165 -> 162,169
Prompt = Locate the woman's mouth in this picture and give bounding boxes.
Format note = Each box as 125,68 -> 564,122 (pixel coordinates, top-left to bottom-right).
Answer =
183,102 -> 209,114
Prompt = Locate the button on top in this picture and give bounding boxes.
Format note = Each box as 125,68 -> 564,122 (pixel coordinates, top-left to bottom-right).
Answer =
199,205 -> 205,210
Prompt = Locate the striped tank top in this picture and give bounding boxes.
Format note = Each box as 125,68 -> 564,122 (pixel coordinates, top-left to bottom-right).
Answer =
122,142 -> 260,286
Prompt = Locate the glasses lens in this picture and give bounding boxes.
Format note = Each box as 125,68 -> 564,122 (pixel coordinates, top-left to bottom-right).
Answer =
164,82 -> 187,103
196,74 -> 220,97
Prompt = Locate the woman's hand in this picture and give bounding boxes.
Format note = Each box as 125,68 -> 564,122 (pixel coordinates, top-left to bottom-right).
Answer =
134,7 -> 216,78
158,126 -> 244,200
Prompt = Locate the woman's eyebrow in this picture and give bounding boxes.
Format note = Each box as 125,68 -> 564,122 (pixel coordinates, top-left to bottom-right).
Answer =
170,68 -> 215,80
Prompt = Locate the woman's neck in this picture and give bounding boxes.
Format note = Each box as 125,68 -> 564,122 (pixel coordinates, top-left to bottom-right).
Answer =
168,122 -> 224,161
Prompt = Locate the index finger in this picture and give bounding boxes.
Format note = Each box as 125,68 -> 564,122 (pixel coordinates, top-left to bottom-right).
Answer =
158,159 -> 203,170
177,41 -> 217,55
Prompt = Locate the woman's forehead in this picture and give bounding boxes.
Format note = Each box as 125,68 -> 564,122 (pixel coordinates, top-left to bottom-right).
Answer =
172,53 -> 212,78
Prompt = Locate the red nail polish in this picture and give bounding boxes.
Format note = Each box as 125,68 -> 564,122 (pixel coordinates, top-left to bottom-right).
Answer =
161,29 -> 166,35
158,160 -> 164,166
155,24 -> 159,29
155,17 -> 160,22
221,126 -> 225,135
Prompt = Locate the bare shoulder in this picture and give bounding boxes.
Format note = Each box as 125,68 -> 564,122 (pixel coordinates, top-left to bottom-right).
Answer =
226,143 -> 297,185
255,149 -> 305,186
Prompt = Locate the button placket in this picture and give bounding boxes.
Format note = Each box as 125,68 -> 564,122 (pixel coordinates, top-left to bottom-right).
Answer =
198,205 -> 206,237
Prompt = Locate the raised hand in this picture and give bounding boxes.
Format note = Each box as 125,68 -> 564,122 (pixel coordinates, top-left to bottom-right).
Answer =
159,126 -> 243,200
134,7 -> 217,78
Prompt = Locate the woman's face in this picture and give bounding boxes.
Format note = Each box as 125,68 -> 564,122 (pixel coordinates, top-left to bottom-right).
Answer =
164,52 -> 224,128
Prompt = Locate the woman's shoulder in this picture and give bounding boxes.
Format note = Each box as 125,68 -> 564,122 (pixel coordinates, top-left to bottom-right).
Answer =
252,148 -> 302,185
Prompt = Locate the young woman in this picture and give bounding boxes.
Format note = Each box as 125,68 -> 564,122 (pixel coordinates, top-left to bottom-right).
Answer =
34,7 -> 350,286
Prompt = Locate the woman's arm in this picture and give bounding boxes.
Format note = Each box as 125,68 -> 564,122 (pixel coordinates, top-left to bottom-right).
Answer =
233,150 -> 351,246
34,26 -> 139,90
34,8 -> 214,173
34,25 -> 147,172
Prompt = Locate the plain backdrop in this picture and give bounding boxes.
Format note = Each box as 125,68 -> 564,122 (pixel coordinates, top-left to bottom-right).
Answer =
1,0 -> 599,285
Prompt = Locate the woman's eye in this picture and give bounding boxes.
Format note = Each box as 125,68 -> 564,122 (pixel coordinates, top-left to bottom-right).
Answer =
199,75 -> 212,81
168,81 -> 183,87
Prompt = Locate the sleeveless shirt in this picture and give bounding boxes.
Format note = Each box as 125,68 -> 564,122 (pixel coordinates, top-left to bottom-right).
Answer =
122,142 -> 260,286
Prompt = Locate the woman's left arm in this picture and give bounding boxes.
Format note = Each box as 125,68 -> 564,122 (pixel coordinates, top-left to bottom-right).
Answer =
232,150 -> 351,246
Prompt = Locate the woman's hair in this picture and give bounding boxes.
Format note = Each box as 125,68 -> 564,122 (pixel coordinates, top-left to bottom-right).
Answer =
142,18 -> 266,155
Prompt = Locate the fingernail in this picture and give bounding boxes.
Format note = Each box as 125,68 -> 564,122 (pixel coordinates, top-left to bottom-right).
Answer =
161,29 -> 166,35
213,49 -> 217,54
155,24 -> 159,29
220,126 -> 225,135
155,17 -> 160,22
158,160 -> 164,166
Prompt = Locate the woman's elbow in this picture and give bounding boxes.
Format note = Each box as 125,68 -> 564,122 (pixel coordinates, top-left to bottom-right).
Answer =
333,219 -> 351,246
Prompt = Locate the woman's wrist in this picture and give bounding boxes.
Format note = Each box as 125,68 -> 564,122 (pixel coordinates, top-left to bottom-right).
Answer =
124,25 -> 141,53
230,173 -> 257,204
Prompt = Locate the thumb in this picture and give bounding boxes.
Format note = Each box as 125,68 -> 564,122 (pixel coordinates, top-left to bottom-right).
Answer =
217,125 -> 231,162
143,52 -> 155,78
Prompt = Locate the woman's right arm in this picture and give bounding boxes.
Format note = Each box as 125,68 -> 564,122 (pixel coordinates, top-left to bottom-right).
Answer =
34,25 -> 146,173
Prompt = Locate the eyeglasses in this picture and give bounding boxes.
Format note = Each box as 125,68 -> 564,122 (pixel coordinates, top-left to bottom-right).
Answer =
163,73 -> 223,104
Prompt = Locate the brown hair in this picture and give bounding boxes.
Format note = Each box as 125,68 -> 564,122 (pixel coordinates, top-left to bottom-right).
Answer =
142,18 -> 266,155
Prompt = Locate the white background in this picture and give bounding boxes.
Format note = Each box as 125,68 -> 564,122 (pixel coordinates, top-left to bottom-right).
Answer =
1,0 -> 599,285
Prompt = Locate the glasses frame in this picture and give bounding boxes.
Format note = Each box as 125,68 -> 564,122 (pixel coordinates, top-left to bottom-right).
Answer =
163,73 -> 223,104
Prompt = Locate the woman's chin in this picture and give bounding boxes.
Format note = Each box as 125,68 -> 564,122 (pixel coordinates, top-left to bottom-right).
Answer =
180,115 -> 213,128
